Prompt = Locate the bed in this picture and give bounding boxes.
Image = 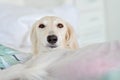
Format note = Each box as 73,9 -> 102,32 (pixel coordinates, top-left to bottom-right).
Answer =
0,0 -> 120,80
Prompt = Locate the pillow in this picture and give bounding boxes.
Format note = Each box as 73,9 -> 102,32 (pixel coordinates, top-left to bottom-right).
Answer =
0,4 -> 78,52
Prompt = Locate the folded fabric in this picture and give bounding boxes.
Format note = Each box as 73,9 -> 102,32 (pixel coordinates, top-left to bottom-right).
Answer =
0,44 -> 30,69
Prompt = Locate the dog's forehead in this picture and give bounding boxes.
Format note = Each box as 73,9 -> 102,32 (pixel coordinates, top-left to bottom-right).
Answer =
40,17 -> 62,24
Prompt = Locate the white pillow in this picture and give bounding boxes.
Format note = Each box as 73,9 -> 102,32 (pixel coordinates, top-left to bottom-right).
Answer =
0,4 -> 78,52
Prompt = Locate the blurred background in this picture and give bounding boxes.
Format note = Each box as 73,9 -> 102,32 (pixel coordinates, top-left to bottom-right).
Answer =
0,0 -> 120,49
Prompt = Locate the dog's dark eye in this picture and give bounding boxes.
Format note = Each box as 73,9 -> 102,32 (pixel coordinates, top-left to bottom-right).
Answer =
57,23 -> 64,28
39,24 -> 45,28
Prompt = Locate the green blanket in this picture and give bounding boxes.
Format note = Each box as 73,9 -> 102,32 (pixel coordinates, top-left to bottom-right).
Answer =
0,44 -> 21,69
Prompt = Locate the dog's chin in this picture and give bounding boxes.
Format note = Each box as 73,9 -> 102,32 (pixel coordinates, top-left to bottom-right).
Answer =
47,44 -> 57,49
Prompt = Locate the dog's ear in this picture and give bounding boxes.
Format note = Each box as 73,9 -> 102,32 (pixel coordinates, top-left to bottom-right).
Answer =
30,24 -> 39,54
65,22 -> 79,50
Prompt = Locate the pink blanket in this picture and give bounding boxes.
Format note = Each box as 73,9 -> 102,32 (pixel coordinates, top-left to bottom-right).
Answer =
48,41 -> 120,80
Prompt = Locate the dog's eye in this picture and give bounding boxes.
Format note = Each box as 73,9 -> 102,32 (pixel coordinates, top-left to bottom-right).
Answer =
39,24 -> 45,28
57,23 -> 64,28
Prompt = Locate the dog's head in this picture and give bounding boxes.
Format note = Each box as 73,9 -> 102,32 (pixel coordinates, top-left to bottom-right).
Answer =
30,16 -> 79,54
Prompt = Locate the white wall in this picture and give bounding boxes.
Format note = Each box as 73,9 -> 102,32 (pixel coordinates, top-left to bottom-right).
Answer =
75,0 -> 106,46
23,0 -> 63,8
0,0 -> 24,6
0,0 -> 65,8
105,0 -> 120,41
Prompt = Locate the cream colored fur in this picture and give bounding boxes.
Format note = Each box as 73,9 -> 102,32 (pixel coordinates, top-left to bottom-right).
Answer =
0,16 -> 79,80
30,16 -> 79,54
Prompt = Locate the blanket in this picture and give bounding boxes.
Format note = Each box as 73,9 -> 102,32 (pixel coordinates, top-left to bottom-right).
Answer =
0,44 -> 30,69
48,41 -> 120,80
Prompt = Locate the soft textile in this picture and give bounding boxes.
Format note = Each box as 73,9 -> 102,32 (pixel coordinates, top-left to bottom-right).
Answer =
48,41 -> 120,80
0,44 -> 30,69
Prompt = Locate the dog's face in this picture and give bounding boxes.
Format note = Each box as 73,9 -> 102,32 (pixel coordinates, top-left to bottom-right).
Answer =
36,17 -> 68,49
31,16 -> 79,54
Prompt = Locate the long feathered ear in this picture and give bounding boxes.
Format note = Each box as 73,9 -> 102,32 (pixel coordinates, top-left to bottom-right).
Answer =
30,24 -> 39,55
65,22 -> 79,50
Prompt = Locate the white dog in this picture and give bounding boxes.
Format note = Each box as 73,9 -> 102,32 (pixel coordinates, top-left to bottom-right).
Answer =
0,16 -> 79,80
30,16 -> 79,54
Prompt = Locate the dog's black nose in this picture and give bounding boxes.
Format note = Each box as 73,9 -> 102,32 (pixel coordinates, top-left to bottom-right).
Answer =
47,35 -> 58,44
